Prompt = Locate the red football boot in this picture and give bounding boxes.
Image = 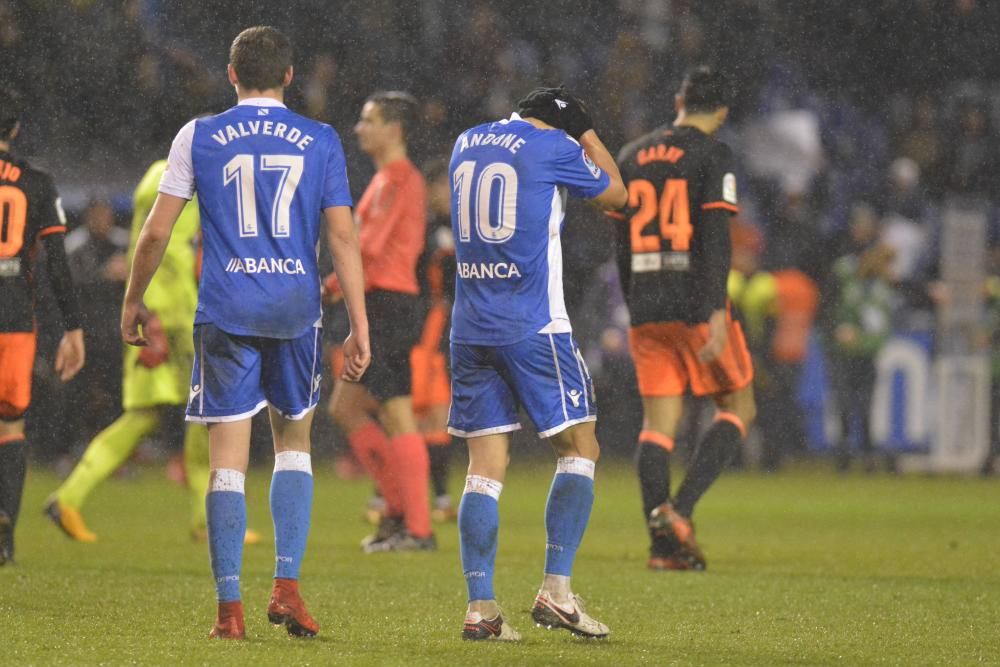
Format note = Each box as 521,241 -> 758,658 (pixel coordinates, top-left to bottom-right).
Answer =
648,502 -> 707,570
209,600 -> 246,640
267,578 -> 319,637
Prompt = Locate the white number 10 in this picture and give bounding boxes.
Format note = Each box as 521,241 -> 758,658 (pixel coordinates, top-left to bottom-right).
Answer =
453,160 -> 518,244
223,154 -> 304,238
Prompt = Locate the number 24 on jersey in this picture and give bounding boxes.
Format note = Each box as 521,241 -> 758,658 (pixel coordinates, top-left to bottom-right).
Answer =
628,178 -> 693,254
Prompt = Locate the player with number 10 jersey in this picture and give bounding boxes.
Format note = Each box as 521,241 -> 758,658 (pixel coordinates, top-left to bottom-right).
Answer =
447,111 -> 609,433
447,87 -> 627,642
449,120 -> 607,345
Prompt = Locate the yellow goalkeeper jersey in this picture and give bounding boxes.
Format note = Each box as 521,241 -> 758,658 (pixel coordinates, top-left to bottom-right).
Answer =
129,159 -> 200,331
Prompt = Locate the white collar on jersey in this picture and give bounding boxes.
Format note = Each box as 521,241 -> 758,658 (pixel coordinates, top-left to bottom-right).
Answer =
501,112 -> 528,125
237,97 -> 287,108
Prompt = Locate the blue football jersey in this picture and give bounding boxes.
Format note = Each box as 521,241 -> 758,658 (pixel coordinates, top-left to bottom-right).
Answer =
160,99 -> 352,339
448,114 -> 610,346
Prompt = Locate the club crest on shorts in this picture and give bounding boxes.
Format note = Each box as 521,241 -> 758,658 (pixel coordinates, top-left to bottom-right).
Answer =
567,389 -> 582,408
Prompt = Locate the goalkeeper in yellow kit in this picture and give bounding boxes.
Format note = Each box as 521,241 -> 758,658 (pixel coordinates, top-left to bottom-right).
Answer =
44,160 -> 258,544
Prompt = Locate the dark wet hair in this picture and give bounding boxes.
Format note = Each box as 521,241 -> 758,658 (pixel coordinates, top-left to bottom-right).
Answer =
679,66 -> 733,114
366,91 -> 419,142
0,88 -> 22,141
516,85 -> 579,126
229,26 -> 293,92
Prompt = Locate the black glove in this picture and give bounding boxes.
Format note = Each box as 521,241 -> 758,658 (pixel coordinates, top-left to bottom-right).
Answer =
516,86 -> 593,140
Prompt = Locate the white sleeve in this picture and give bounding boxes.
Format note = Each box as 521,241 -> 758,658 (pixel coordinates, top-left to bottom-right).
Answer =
158,119 -> 197,200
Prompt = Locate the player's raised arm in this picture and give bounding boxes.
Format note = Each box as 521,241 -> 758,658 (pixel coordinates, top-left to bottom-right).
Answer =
324,205 -> 370,381
121,192 -> 187,345
578,129 -> 627,210
516,87 -> 626,210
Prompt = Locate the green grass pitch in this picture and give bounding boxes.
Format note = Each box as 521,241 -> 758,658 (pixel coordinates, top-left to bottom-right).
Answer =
2,460 -> 998,666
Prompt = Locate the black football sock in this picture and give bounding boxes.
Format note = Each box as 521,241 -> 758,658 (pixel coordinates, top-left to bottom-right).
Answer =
637,442 -> 673,555
674,421 -> 742,519
0,436 -> 28,552
427,440 -> 452,499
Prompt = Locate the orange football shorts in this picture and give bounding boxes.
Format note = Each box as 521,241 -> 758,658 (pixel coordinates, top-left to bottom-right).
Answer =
628,313 -> 753,398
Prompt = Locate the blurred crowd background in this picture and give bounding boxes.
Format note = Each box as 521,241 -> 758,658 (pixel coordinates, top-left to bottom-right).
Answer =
5,0 -> 1000,474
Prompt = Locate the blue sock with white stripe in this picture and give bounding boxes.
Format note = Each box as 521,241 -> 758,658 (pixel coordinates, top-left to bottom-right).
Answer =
270,451 -> 313,580
458,475 -> 503,602
543,457 -> 595,576
206,469 -> 247,602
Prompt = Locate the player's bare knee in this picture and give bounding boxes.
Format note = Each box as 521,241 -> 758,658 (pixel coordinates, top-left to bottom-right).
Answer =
730,389 -> 756,428
468,454 -> 509,483
642,417 -> 680,441
551,424 -> 600,462
329,399 -> 365,432
330,394 -> 358,423
580,439 -> 601,463
379,396 -> 418,436
0,416 -> 25,439
466,436 -> 509,482
273,426 -> 310,453
714,387 -> 756,435
740,398 -> 757,428
328,397 -> 347,424
467,459 -> 507,483
326,395 -> 339,420
641,396 -> 683,439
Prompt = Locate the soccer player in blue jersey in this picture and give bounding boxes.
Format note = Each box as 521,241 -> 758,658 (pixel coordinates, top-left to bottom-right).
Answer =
449,87 -> 627,641
121,26 -> 370,640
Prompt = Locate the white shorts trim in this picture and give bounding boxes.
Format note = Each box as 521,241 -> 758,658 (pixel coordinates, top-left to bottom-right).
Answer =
185,399 -> 268,424
448,423 -> 522,438
307,327 -> 320,405
271,402 -> 318,422
548,334 -> 569,422
571,346 -> 591,413
538,415 -> 597,439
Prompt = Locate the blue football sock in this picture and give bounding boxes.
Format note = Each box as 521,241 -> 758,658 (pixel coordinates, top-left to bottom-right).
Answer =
544,457 -> 596,577
206,469 -> 247,602
270,451 -> 313,580
458,475 -> 503,602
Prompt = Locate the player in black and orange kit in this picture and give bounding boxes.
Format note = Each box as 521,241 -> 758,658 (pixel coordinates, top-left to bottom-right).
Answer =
0,90 -> 86,564
612,67 -> 756,571
411,158 -> 457,521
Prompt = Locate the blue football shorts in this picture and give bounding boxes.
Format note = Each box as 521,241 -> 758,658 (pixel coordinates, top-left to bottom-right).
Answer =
186,322 -> 323,423
448,332 -> 596,439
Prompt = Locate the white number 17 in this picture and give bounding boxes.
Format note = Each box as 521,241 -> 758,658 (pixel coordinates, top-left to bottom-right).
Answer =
223,154 -> 304,238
